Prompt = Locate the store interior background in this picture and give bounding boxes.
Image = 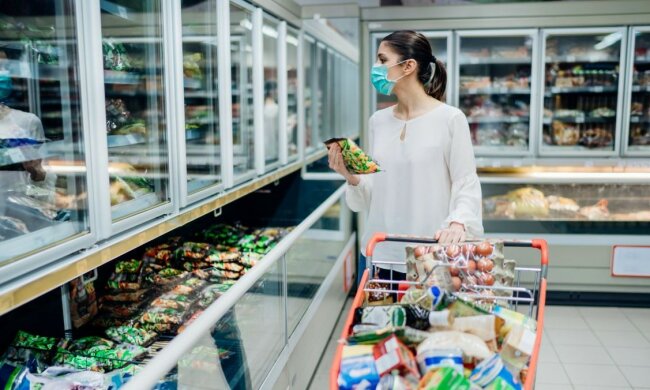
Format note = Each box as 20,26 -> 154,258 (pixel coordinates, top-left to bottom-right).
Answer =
1,0 -> 650,389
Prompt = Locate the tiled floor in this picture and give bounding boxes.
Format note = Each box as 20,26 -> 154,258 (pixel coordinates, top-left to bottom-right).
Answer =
311,304 -> 650,389
537,306 -> 650,390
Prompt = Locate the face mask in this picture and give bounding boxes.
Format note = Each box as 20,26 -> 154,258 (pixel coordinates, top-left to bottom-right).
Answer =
0,72 -> 12,101
371,60 -> 409,96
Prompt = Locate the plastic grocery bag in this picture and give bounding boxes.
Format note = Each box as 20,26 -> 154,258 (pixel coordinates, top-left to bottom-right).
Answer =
325,138 -> 381,174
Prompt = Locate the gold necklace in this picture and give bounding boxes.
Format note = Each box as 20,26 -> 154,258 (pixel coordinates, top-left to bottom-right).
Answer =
400,112 -> 409,141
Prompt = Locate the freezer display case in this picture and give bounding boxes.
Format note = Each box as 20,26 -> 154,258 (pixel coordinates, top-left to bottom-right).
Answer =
541,28 -> 625,156
371,32 -> 451,112
262,15 -> 280,170
230,2 -> 256,183
0,1 -> 90,264
286,28 -> 299,161
625,26 -> 650,155
316,43 -> 330,142
180,0 -> 222,196
303,35 -> 317,155
480,166 -> 650,235
101,1 -> 170,221
457,30 -> 537,156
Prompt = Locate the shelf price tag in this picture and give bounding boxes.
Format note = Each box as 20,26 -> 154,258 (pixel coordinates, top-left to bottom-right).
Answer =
468,88 -> 477,94
566,55 -> 576,63
575,117 -> 585,124
470,58 -> 480,64
612,246 -> 650,278
593,86 -> 604,93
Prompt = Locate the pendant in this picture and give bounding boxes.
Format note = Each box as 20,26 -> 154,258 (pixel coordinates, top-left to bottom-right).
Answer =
400,123 -> 407,141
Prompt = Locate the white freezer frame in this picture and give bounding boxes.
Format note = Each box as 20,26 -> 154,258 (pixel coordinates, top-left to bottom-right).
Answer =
622,25 -> 650,157
455,28 -> 540,158
538,27 -> 628,158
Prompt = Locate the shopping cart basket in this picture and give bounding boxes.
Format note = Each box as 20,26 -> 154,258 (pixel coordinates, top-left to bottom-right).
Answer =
330,233 -> 549,390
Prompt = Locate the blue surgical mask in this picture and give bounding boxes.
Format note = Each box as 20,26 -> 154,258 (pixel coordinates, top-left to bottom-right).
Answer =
0,72 -> 12,101
371,60 -> 408,96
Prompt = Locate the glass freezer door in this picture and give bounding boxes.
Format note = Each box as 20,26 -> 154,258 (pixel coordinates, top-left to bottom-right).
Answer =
303,36 -> 317,155
181,0 -> 222,195
372,32 -> 450,112
457,31 -> 536,156
230,3 -> 255,183
262,16 -> 280,170
101,1 -> 170,221
286,29 -> 299,161
541,28 -> 625,155
626,28 -> 650,154
0,0 -> 90,265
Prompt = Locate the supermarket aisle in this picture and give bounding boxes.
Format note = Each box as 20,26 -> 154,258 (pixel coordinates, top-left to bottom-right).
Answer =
536,306 -> 650,390
315,305 -> 650,390
308,298 -> 354,390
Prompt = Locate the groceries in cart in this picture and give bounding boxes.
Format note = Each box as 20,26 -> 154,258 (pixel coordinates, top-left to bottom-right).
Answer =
337,240 -> 540,390
325,138 -> 381,174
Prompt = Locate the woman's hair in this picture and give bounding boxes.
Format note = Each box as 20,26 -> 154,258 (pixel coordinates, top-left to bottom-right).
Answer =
381,30 -> 447,101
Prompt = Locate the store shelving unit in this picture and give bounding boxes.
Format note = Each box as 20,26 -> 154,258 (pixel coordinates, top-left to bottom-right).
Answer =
623,26 -> 650,156
540,27 -> 627,157
455,29 -> 539,157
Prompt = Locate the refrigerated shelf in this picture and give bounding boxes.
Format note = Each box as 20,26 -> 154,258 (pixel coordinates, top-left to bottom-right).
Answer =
460,87 -> 531,95
459,57 -> 532,65
107,134 -> 148,148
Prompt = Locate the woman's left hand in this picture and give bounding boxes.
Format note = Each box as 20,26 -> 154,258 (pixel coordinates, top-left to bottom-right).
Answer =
435,222 -> 466,244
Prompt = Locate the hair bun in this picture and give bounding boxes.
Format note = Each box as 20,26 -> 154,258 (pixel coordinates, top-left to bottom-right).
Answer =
431,54 -> 438,63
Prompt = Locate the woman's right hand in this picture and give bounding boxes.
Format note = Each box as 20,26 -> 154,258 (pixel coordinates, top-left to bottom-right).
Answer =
328,143 -> 360,186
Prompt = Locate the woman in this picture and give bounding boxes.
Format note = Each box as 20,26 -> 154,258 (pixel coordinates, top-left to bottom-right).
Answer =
328,30 -> 483,283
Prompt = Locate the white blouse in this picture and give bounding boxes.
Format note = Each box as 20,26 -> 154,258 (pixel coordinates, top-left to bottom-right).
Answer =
346,103 -> 483,273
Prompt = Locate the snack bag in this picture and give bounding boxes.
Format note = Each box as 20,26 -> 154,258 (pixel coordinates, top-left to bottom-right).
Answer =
69,276 -> 99,328
325,138 -> 380,174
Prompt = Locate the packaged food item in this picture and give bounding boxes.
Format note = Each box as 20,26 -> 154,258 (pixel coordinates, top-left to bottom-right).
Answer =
417,366 -> 473,390
198,223 -> 247,247
143,244 -> 175,268
195,267 -> 241,281
238,252 -> 263,268
149,268 -> 188,286
196,284 -> 229,309
102,289 -> 149,303
405,247 -> 453,291
106,326 -> 157,346
0,362 -> 29,389
177,311 -> 203,334
373,335 -> 420,379
491,305 -> 536,340
150,297 -> 190,310
3,331 -> 58,374
428,310 -> 454,329
417,331 -> 492,362
452,315 -> 500,351
365,280 -> 394,305
100,302 -> 146,319
416,347 -> 464,375
171,285 -> 195,296
500,325 -> 535,374
357,305 -> 407,328
338,345 -> 380,390
139,307 -> 185,327
325,138 -> 381,174
470,353 -> 522,390
92,315 -> 127,329
69,276 -> 99,328
377,372 -> 419,390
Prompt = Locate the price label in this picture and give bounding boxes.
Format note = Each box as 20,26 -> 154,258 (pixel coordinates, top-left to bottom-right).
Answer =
612,246 -> 650,278
468,88 -> 477,94
126,134 -> 138,144
575,117 -> 585,124
593,86 -> 604,93
470,58 -> 480,64
566,55 -> 576,63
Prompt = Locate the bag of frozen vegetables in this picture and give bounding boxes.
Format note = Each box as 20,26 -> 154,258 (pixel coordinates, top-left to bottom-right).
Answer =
325,138 -> 380,174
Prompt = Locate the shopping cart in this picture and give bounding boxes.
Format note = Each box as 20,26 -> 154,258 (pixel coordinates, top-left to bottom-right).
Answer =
330,233 -> 549,390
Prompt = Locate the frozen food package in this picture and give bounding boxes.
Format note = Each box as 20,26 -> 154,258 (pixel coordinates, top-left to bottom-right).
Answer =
417,331 -> 492,362
337,345 -> 380,390
69,276 -> 99,328
325,137 -> 381,174
416,347 -> 463,375
105,326 -> 157,347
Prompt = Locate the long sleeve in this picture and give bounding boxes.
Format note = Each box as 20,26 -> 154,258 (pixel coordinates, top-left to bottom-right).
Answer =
442,112 -> 484,238
345,116 -> 374,212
